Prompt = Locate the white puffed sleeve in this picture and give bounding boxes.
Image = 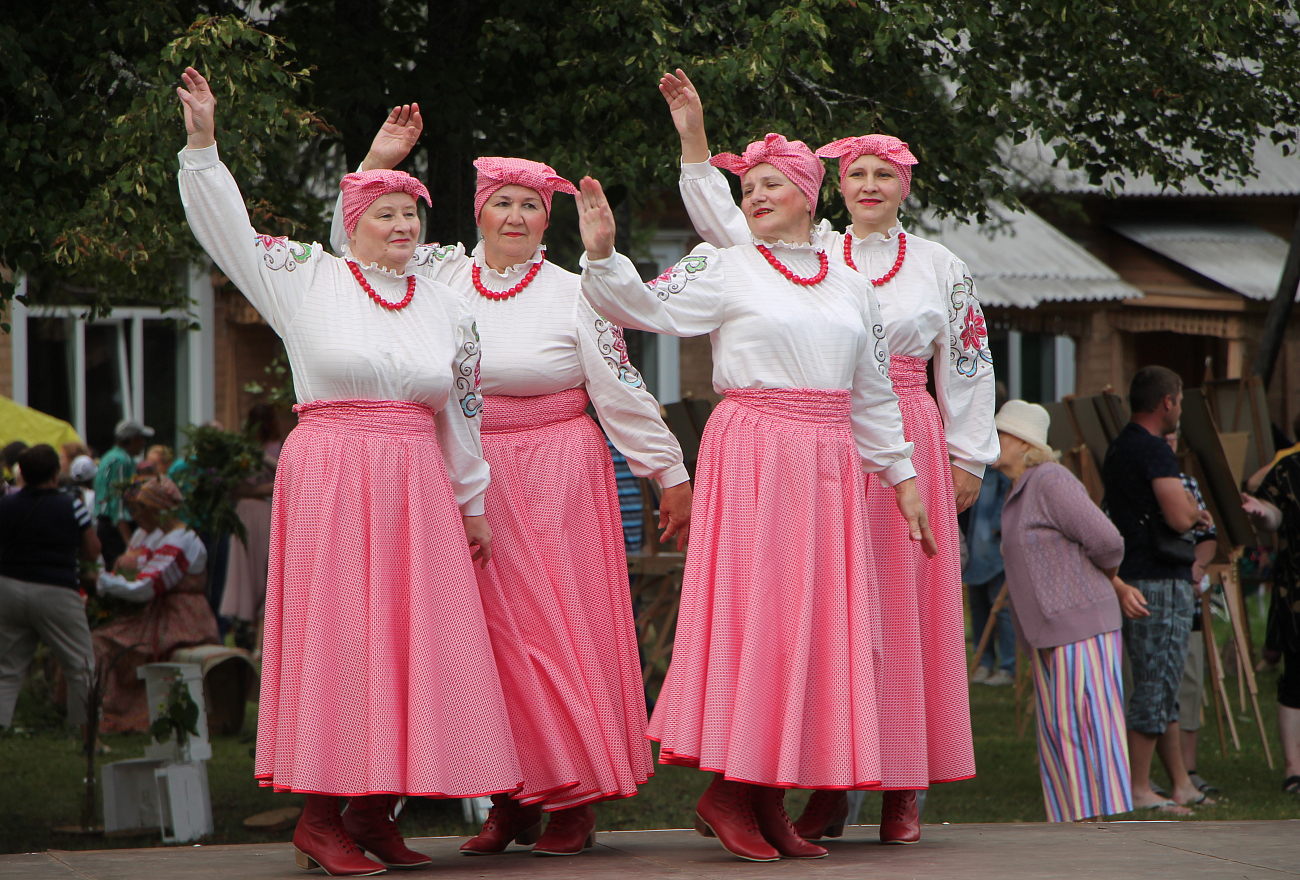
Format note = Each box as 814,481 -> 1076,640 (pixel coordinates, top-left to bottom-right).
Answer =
573,295 -> 689,488
679,159 -> 751,248
581,246 -> 727,338
433,297 -> 490,516
934,259 -> 998,478
851,280 -> 916,487
178,144 -> 320,335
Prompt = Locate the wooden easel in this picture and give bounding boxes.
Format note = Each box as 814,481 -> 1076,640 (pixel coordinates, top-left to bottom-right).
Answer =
1216,549 -> 1275,768
628,478 -> 686,688
1201,564 -> 1240,757
968,582 -> 1010,680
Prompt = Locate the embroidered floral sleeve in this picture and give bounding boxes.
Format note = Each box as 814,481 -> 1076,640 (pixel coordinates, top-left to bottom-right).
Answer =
574,294 -> 688,487
407,241 -> 469,286
934,260 -> 999,476
582,245 -> 727,338
178,144 -> 322,335
432,299 -> 490,516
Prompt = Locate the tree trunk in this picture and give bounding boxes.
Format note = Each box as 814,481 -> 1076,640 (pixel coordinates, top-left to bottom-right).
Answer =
1251,207 -> 1300,387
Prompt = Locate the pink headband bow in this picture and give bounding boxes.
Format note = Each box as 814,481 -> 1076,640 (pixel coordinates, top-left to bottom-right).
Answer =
710,133 -> 825,216
816,135 -> 919,201
340,170 -> 432,238
474,157 -> 578,222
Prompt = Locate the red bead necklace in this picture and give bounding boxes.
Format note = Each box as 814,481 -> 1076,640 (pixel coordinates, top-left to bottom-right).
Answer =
755,244 -> 829,286
473,260 -> 543,300
347,261 -> 415,311
843,230 -> 907,286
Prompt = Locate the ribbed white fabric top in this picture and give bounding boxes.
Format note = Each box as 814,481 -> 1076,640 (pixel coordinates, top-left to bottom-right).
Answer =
177,144 -> 489,515
679,159 -> 999,477
581,243 -> 916,488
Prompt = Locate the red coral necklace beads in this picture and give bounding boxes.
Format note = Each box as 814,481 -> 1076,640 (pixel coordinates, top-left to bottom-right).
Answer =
755,244 -> 829,286
843,230 -> 907,286
347,260 -> 415,311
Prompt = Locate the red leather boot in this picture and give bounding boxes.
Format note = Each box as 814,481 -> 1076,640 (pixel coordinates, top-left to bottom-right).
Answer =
880,790 -> 921,844
791,789 -> 849,840
293,793 -> 387,876
341,795 -> 431,869
694,775 -> 780,862
750,787 -> 828,859
460,794 -> 544,855
531,805 -> 597,856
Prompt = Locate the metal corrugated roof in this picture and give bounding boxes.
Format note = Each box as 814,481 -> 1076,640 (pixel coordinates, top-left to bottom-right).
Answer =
1006,137 -> 1300,197
926,204 -> 1143,308
1107,220 -> 1293,300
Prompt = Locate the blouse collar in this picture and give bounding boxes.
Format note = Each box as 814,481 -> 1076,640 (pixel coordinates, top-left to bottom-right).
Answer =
844,222 -> 905,245
472,240 -> 546,278
750,227 -> 827,254
340,244 -> 415,279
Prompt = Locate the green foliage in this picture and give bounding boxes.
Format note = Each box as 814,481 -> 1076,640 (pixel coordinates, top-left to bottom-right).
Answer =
242,350 -> 296,411
147,673 -> 201,749
0,1 -> 328,317
173,423 -> 267,541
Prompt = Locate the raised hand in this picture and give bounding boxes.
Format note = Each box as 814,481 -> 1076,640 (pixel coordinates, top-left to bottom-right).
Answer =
577,176 -> 617,260
361,104 -> 423,172
658,68 -> 709,163
176,66 -> 216,149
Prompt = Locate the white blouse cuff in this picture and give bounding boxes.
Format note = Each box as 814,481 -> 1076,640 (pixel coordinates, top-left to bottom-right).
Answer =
461,496 -> 486,517
178,143 -> 220,171
878,459 -> 918,488
679,158 -> 716,180
657,464 -> 691,489
951,458 -> 987,479
581,252 -> 620,272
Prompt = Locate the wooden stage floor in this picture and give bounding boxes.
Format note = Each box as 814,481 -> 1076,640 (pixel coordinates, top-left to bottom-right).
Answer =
3,821 -> 1297,880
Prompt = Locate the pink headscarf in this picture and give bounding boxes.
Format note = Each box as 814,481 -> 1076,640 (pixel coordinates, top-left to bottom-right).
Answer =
474,157 -> 578,222
816,135 -> 919,201
340,170 -> 432,238
709,133 -> 824,216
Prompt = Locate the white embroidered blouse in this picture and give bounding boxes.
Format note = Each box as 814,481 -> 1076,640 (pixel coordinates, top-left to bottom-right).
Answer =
328,208 -> 689,488
97,526 -> 206,598
178,144 -> 490,515
580,243 -> 917,487
678,159 -> 999,478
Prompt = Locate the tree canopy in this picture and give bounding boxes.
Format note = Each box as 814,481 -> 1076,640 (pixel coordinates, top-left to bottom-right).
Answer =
4,0 -> 1300,317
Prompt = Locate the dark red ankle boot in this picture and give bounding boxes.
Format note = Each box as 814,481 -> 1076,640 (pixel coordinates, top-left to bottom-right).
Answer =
460,793 -> 544,855
751,786 -> 828,859
342,795 -> 431,869
532,805 -> 597,856
791,789 -> 849,840
694,775 -> 780,862
293,793 -> 387,876
880,790 -> 921,844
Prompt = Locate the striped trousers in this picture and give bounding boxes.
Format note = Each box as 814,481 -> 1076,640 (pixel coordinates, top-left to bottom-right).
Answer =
1031,629 -> 1132,822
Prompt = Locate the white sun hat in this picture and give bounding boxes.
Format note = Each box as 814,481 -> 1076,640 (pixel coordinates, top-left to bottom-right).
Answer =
994,400 -> 1052,453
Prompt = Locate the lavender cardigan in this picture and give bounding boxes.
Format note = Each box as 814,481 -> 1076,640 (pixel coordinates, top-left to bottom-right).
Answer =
1000,462 -> 1125,649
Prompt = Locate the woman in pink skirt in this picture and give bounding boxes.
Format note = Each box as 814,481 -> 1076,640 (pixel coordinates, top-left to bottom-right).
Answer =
329,107 -> 693,856
178,69 -> 522,877
578,129 -> 935,862
661,70 -> 999,845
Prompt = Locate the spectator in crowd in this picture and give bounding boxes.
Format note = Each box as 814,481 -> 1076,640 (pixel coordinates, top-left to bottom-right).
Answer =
1165,430 -> 1220,798
93,420 -> 154,570
1245,411 -> 1300,493
1241,461 -> 1300,796
58,442 -> 91,485
2,441 -> 29,494
220,404 -> 282,659
144,444 -> 175,474
1102,366 -> 1212,813
964,381 -> 1014,686
92,474 -> 220,731
67,455 -> 98,513
0,445 -> 101,730
995,401 -> 1141,821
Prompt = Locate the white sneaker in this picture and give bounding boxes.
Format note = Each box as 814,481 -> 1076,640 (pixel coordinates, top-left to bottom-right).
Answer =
983,669 -> 1015,686
971,666 -> 991,683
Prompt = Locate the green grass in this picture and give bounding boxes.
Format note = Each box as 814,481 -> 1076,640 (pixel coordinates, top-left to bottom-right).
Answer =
2,596 -> 1296,855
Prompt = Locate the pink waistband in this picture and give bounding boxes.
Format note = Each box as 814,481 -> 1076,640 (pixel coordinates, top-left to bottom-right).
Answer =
889,354 -> 930,395
481,388 -> 591,434
292,399 -> 436,435
723,387 -> 850,426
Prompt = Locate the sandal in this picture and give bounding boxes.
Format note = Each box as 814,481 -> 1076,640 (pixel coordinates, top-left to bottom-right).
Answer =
1283,776 -> 1300,795
1136,799 -> 1191,816
1187,771 -> 1218,794
1183,791 -> 1215,807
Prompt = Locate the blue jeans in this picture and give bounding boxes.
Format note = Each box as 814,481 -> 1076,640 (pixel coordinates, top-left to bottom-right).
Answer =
969,572 -> 1015,674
